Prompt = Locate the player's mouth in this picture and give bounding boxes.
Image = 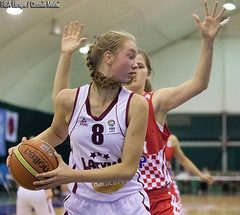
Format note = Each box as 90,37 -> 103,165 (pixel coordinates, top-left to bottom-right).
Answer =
129,71 -> 137,76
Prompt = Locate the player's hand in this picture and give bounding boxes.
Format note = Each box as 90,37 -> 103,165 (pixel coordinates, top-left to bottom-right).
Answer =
6,136 -> 28,167
61,20 -> 88,54
192,0 -> 228,41
33,152 -> 74,190
200,174 -> 214,184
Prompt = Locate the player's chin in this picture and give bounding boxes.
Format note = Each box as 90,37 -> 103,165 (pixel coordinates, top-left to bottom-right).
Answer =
125,76 -> 134,85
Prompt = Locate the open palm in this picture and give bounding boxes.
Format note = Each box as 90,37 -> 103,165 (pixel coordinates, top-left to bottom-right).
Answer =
61,21 -> 88,54
193,1 -> 226,40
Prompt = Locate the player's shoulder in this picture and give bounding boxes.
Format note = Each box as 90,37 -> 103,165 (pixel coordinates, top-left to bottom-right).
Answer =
169,134 -> 179,147
55,88 -> 78,110
57,88 -> 77,100
130,93 -> 148,114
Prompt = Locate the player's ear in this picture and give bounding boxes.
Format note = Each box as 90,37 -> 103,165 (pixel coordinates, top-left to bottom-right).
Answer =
104,51 -> 114,65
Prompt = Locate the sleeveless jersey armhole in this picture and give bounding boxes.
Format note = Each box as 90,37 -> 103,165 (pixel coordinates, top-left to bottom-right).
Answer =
144,91 -> 170,141
68,87 -> 80,125
125,92 -> 134,128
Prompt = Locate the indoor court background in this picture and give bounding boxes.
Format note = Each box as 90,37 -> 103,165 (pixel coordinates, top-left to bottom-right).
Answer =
0,0 -> 239,214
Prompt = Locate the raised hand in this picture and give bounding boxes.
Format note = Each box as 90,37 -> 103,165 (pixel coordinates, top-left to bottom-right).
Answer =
61,20 -> 88,54
192,0 -> 228,41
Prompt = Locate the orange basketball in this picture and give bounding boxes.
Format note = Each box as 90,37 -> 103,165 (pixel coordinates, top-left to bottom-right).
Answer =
9,139 -> 58,190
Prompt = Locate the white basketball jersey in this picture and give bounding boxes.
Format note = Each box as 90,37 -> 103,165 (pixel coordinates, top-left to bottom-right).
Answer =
68,84 -> 146,202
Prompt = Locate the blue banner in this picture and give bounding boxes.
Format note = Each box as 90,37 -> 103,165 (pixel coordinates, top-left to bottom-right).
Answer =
0,109 -> 6,156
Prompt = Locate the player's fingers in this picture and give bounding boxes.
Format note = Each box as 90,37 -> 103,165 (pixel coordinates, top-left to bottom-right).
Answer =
207,176 -> 214,184
33,174 -> 58,190
35,170 -> 57,182
54,151 -> 63,164
21,136 -> 27,142
72,20 -> 79,35
220,17 -> 231,27
6,156 -> 10,167
216,7 -> 226,21
79,37 -> 88,46
63,26 -> 68,37
77,23 -> 84,37
68,21 -> 74,35
8,147 -> 15,155
204,0 -> 210,17
211,1 -> 218,17
192,14 -> 201,25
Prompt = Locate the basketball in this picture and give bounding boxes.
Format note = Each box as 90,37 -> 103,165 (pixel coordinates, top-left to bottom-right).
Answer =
9,139 -> 58,190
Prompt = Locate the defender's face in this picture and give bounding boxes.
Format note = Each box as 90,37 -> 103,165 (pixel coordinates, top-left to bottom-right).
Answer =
126,53 -> 150,92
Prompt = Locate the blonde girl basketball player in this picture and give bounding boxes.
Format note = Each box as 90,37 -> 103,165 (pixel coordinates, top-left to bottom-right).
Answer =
7,29 -> 150,215
51,1 -> 229,214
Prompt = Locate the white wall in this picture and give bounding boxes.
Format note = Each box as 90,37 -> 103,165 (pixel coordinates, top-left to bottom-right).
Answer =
150,38 -> 240,114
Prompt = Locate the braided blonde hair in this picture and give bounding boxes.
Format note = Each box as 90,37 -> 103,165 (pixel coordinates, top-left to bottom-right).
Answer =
86,31 -> 136,89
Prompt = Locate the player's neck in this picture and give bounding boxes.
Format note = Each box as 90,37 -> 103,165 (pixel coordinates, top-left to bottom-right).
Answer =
90,82 -> 120,103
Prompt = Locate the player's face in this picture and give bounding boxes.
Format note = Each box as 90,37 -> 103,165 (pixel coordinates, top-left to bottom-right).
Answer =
109,40 -> 138,84
126,53 -> 150,92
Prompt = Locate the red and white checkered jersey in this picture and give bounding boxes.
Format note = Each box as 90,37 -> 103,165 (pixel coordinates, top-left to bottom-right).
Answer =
139,92 -> 172,191
165,137 -> 176,179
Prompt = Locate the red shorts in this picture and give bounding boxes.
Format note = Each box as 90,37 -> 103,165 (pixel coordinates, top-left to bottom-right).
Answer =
170,182 -> 184,215
146,186 -> 180,215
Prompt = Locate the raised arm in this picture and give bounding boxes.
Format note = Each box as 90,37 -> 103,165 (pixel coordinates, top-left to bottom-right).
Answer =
52,21 -> 87,102
153,1 -> 228,124
171,134 -> 213,184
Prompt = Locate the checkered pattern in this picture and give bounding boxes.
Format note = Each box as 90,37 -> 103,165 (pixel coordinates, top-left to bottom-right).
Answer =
140,150 -> 172,190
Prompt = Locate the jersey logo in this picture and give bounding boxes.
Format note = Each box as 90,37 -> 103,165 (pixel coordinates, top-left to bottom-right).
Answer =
107,119 -> 118,134
92,181 -> 126,194
139,155 -> 147,168
144,94 -> 151,100
79,117 -> 88,126
90,151 -> 110,160
82,152 -> 121,169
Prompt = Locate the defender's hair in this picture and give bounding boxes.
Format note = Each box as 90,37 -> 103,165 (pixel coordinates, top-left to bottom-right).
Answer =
138,49 -> 153,92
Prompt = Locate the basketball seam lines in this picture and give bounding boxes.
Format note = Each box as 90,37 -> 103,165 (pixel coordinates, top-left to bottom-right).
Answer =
14,145 -> 45,180
30,139 -> 56,169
